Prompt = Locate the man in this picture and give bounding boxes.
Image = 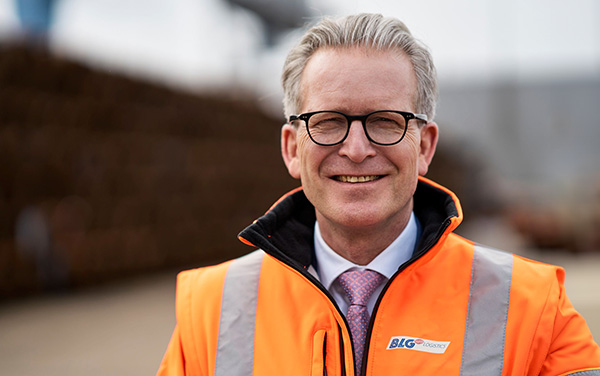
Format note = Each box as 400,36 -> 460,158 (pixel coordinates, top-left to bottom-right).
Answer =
158,13 -> 600,375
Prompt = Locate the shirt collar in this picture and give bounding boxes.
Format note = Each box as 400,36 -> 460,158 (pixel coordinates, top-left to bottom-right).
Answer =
313,212 -> 420,290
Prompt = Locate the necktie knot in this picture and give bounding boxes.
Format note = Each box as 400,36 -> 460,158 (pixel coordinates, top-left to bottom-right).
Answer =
338,269 -> 385,307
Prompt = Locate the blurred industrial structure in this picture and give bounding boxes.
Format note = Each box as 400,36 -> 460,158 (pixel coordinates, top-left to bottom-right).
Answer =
0,45 -> 297,296
227,0 -> 312,46
14,0 -> 56,38
437,79 -> 600,254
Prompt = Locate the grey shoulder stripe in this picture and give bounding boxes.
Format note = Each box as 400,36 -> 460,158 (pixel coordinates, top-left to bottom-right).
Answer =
214,250 -> 265,376
460,245 -> 513,376
566,371 -> 600,376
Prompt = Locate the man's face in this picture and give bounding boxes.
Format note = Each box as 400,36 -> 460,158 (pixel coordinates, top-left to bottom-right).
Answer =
281,47 -> 438,236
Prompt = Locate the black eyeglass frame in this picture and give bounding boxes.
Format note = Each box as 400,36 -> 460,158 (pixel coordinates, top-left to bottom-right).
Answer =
288,110 -> 428,146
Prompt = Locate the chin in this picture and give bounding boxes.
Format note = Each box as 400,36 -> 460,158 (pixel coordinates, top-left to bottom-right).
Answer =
327,205 -> 392,229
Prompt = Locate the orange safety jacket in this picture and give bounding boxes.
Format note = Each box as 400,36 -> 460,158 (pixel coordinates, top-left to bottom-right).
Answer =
157,177 -> 600,376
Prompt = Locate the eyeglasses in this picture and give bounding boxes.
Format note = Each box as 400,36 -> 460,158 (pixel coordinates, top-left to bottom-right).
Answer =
288,110 -> 428,146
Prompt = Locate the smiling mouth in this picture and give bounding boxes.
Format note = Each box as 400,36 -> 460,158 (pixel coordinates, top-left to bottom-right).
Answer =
334,175 -> 383,183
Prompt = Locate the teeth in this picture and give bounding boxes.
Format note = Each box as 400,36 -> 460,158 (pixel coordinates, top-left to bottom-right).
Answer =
336,175 -> 380,183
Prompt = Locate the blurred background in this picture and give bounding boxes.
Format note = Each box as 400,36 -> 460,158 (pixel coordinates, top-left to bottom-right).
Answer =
0,0 -> 599,374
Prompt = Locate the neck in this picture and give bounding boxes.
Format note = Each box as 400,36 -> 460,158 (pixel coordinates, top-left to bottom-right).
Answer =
316,211 -> 412,265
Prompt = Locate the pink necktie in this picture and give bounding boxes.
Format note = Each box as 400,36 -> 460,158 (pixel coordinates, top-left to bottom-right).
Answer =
338,269 -> 385,375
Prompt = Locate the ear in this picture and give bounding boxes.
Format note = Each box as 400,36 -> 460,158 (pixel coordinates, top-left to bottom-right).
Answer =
281,123 -> 301,179
418,122 -> 439,176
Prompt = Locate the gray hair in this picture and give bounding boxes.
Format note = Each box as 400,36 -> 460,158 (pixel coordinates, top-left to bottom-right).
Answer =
281,13 -> 438,121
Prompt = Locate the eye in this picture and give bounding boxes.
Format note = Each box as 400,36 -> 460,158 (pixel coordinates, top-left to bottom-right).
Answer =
309,112 -> 346,130
372,115 -> 396,123
368,113 -> 404,129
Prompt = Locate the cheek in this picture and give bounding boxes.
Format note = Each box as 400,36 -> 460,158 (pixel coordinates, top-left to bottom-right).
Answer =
296,138 -> 336,182
398,133 -> 422,160
403,128 -> 421,145
296,133 -> 326,178
296,132 -> 312,151
296,135 -> 312,163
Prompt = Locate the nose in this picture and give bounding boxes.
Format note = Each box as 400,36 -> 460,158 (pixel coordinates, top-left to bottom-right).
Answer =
338,120 -> 377,162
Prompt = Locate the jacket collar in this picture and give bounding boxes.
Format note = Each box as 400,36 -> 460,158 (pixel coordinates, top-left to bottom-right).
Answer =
238,177 -> 462,272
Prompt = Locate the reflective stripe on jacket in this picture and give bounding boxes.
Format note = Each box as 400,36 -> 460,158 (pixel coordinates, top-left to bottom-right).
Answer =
157,177 -> 600,375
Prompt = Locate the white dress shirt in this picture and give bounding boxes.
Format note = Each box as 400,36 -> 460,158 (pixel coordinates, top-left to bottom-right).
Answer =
311,212 -> 420,315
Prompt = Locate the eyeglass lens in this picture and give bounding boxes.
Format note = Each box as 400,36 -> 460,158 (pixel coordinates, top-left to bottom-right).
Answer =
307,111 -> 407,145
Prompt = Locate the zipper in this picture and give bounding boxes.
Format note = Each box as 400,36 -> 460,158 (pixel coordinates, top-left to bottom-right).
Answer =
359,217 -> 453,375
292,263 -> 350,376
338,323 -> 347,376
241,232 -> 351,375
323,331 -> 328,376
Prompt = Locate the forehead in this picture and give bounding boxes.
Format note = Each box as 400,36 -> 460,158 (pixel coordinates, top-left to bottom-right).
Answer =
299,47 -> 417,113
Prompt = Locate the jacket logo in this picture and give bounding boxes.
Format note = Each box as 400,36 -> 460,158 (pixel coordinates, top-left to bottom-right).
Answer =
386,336 -> 450,354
